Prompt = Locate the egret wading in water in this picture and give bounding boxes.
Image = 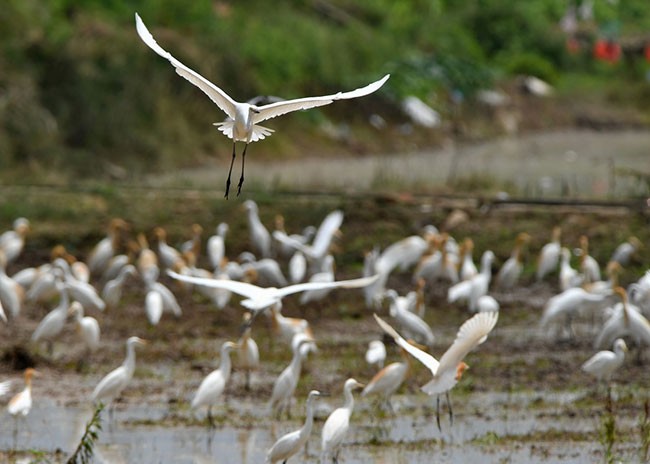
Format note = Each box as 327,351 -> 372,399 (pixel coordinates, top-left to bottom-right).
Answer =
135,13 -> 389,198
266,390 -> 322,464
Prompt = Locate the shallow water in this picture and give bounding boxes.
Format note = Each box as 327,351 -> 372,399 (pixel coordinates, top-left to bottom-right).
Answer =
0,390 -> 628,463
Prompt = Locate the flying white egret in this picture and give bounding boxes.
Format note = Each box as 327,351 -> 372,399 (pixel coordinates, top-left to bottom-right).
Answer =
374,311 -> 498,430
266,389 -> 322,464
192,340 -> 237,427
166,270 -> 378,320
273,210 -> 343,269
91,336 -> 147,414
135,13 -> 389,198
321,378 -> 364,464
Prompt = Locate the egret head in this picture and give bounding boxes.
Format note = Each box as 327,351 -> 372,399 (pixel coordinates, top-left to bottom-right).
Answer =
455,362 -> 469,381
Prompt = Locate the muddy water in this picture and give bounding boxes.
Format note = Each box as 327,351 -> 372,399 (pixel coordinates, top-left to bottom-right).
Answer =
150,129 -> 650,198
0,390 -> 634,463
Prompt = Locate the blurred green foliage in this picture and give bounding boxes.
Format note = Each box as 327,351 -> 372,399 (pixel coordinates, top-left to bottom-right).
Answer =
1,0 -> 649,181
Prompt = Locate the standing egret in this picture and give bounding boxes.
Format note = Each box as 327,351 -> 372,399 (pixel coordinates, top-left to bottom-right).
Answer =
365,340 -> 386,369
362,344 -> 413,412
266,390 -> 322,464
7,368 -> 38,446
135,13 -> 389,198
384,289 -> 435,347
207,223 -> 229,271
91,336 -> 147,416
594,287 -> 650,356
69,301 -> 101,361
536,226 -> 562,281
582,338 -> 627,384
243,200 -> 272,258
0,249 -> 23,318
609,236 -> 643,267
102,264 -> 136,310
0,217 -> 30,263
321,378 -> 364,464
8,368 -> 38,417
192,340 -> 237,427
269,334 -> 314,419
578,235 -> 601,284
237,313 -> 260,391
374,311 -> 498,430
31,279 -> 69,354
87,218 -> 127,277
496,232 -> 530,289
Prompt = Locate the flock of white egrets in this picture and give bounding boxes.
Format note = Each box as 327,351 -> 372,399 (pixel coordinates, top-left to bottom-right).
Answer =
0,13 -> 648,463
0,199 -> 648,462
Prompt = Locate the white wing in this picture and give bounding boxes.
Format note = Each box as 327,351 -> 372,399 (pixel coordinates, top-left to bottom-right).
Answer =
272,274 -> 379,299
168,270 -> 377,309
0,380 -> 11,397
167,270 -> 268,300
309,210 -> 344,259
436,311 -> 499,376
373,314 -> 440,375
135,13 -> 237,119
254,75 -> 390,123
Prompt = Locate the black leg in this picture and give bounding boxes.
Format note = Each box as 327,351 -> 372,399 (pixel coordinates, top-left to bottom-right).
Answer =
237,144 -> 248,196
436,395 -> 442,432
224,142 -> 237,199
207,406 -> 215,428
447,391 -> 454,426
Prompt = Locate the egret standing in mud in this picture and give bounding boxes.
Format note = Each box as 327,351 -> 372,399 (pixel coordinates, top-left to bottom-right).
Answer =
91,336 -> 147,420
321,378 -> 365,464
135,13 -> 389,198
266,390 -> 322,463
192,341 -> 237,427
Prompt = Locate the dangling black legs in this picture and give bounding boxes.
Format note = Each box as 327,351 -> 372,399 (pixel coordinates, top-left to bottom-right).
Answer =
446,391 -> 454,426
224,142 -> 237,199
237,144 -> 248,197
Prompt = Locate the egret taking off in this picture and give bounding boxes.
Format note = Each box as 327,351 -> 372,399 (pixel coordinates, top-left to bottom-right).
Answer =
135,13 -> 389,198
374,311 -> 498,430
